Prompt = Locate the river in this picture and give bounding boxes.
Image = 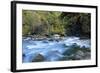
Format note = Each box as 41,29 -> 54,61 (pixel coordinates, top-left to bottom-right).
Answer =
22,37 -> 91,63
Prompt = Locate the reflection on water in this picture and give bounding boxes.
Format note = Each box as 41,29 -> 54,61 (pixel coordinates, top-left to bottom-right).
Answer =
22,37 -> 91,63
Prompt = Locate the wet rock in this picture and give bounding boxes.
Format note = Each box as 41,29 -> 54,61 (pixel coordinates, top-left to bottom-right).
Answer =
83,52 -> 91,59
63,48 -> 90,60
53,34 -> 60,40
23,53 -> 26,57
70,43 -> 80,48
74,54 -> 82,60
81,46 -> 86,48
76,50 -> 84,56
42,40 -> 49,43
48,39 -> 54,41
32,54 -> 45,62
71,50 -> 91,60
70,50 -> 84,60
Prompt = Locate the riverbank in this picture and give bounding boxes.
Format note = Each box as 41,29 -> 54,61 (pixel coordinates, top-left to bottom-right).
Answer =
22,35 -> 90,42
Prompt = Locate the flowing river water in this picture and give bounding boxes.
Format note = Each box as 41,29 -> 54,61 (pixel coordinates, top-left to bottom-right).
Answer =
22,37 -> 91,63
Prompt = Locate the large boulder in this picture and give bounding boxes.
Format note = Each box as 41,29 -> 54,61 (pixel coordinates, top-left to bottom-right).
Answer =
83,52 -> 91,59
70,50 -> 84,60
76,50 -> 84,56
70,50 -> 90,60
32,53 -> 45,62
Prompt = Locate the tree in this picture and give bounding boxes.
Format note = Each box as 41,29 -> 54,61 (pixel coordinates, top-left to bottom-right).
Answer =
60,12 -> 91,37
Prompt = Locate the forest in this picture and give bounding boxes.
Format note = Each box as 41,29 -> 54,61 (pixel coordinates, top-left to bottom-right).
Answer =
22,10 -> 91,38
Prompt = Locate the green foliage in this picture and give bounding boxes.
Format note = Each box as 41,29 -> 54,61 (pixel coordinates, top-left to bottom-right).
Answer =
22,10 -> 65,36
61,12 -> 91,37
22,10 -> 91,38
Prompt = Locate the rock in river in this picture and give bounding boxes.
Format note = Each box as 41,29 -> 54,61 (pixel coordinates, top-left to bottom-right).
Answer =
32,53 -> 45,62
